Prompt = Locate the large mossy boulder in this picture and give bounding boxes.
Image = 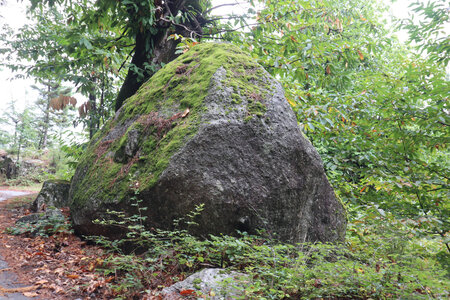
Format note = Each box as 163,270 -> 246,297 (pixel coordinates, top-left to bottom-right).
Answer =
69,43 -> 346,243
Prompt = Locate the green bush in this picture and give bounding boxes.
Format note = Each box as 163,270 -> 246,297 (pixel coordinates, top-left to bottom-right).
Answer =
86,196 -> 448,299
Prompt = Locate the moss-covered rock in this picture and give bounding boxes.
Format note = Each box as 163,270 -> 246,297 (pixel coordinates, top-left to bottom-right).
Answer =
69,43 -> 346,243
32,179 -> 71,212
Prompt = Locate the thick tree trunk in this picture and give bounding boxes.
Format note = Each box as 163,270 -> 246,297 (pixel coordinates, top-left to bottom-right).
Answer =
113,0 -> 205,112
114,30 -> 178,111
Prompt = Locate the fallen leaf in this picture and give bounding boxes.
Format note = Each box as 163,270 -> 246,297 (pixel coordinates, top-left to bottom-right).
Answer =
23,292 -> 39,297
54,267 -> 65,276
180,289 -> 196,296
181,108 -> 190,118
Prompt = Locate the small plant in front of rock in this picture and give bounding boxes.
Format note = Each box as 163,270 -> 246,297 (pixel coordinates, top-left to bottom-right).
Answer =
83,191 -> 449,299
7,209 -> 73,237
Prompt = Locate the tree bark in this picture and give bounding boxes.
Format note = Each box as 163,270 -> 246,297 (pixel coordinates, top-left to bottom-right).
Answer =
114,0 -> 205,111
114,29 -> 178,111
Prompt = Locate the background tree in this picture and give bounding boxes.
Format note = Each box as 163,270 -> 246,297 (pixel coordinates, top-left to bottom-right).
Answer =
1,6 -> 124,138
402,0 -> 449,66
31,81 -> 75,149
27,0 -> 216,112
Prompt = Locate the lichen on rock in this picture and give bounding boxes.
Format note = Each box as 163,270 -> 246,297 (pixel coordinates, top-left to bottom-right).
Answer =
69,43 -> 346,243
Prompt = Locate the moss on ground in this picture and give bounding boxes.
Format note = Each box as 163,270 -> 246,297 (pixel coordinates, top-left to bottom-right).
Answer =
71,43 -> 274,206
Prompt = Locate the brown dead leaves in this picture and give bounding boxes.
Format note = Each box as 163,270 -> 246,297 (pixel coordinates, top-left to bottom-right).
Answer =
0,199 -> 113,299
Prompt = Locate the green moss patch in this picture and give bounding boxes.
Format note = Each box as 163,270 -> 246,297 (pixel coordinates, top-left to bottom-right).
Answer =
72,43 -> 274,206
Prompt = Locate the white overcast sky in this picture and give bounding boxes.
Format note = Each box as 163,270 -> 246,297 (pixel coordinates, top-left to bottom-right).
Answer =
0,0 -> 444,115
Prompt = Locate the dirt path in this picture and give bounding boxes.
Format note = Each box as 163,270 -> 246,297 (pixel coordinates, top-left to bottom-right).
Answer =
0,191 -> 37,299
0,190 -> 34,202
0,191 -> 112,299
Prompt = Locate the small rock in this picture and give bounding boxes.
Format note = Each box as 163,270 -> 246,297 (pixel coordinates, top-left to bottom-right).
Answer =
31,180 -> 71,212
0,156 -> 17,179
15,209 -> 65,236
160,268 -> 247,299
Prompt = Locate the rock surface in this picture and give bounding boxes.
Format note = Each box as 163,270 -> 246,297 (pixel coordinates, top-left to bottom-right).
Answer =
17,159 -> 47,181
69,43 -> 346,243
160,268 -> 247,299
31,180 -> 71,212
0,154 -> 16,180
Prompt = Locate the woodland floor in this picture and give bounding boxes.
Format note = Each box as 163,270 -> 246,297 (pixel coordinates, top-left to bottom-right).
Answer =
0,192 -> 116,299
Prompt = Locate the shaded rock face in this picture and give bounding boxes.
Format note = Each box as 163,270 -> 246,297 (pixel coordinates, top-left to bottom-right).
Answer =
32,180 -> 71,212
69,43 -> 346,243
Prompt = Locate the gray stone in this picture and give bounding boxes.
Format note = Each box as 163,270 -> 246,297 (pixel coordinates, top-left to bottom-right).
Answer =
0,156 -> 16,180
17,159 -> 47,180
15,209 -> 65,236
31,180 -> 70,212
16,209 -> 64,225
160,268 -> 247,299
69,43 -> 346,243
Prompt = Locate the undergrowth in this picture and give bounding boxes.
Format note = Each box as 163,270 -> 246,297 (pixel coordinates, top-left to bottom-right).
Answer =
7,208 -> 73,237
86,196 -> 449,299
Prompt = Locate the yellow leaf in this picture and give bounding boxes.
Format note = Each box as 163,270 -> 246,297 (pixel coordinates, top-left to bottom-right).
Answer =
357,50 -> 364,60
286,97 -> 296,106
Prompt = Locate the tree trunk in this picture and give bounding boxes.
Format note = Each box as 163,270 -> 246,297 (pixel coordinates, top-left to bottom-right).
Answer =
88,92 -> 98,139
38,85 -> 51,149
113,0 -> 205,112
114,29 -> 178,111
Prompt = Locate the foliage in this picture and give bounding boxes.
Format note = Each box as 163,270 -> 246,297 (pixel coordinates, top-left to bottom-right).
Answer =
401,0 -> 450,66
7,210 -> 72,237
86,197 -> 448,299
0,4 -> 122,138
217,0 -> 449,254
